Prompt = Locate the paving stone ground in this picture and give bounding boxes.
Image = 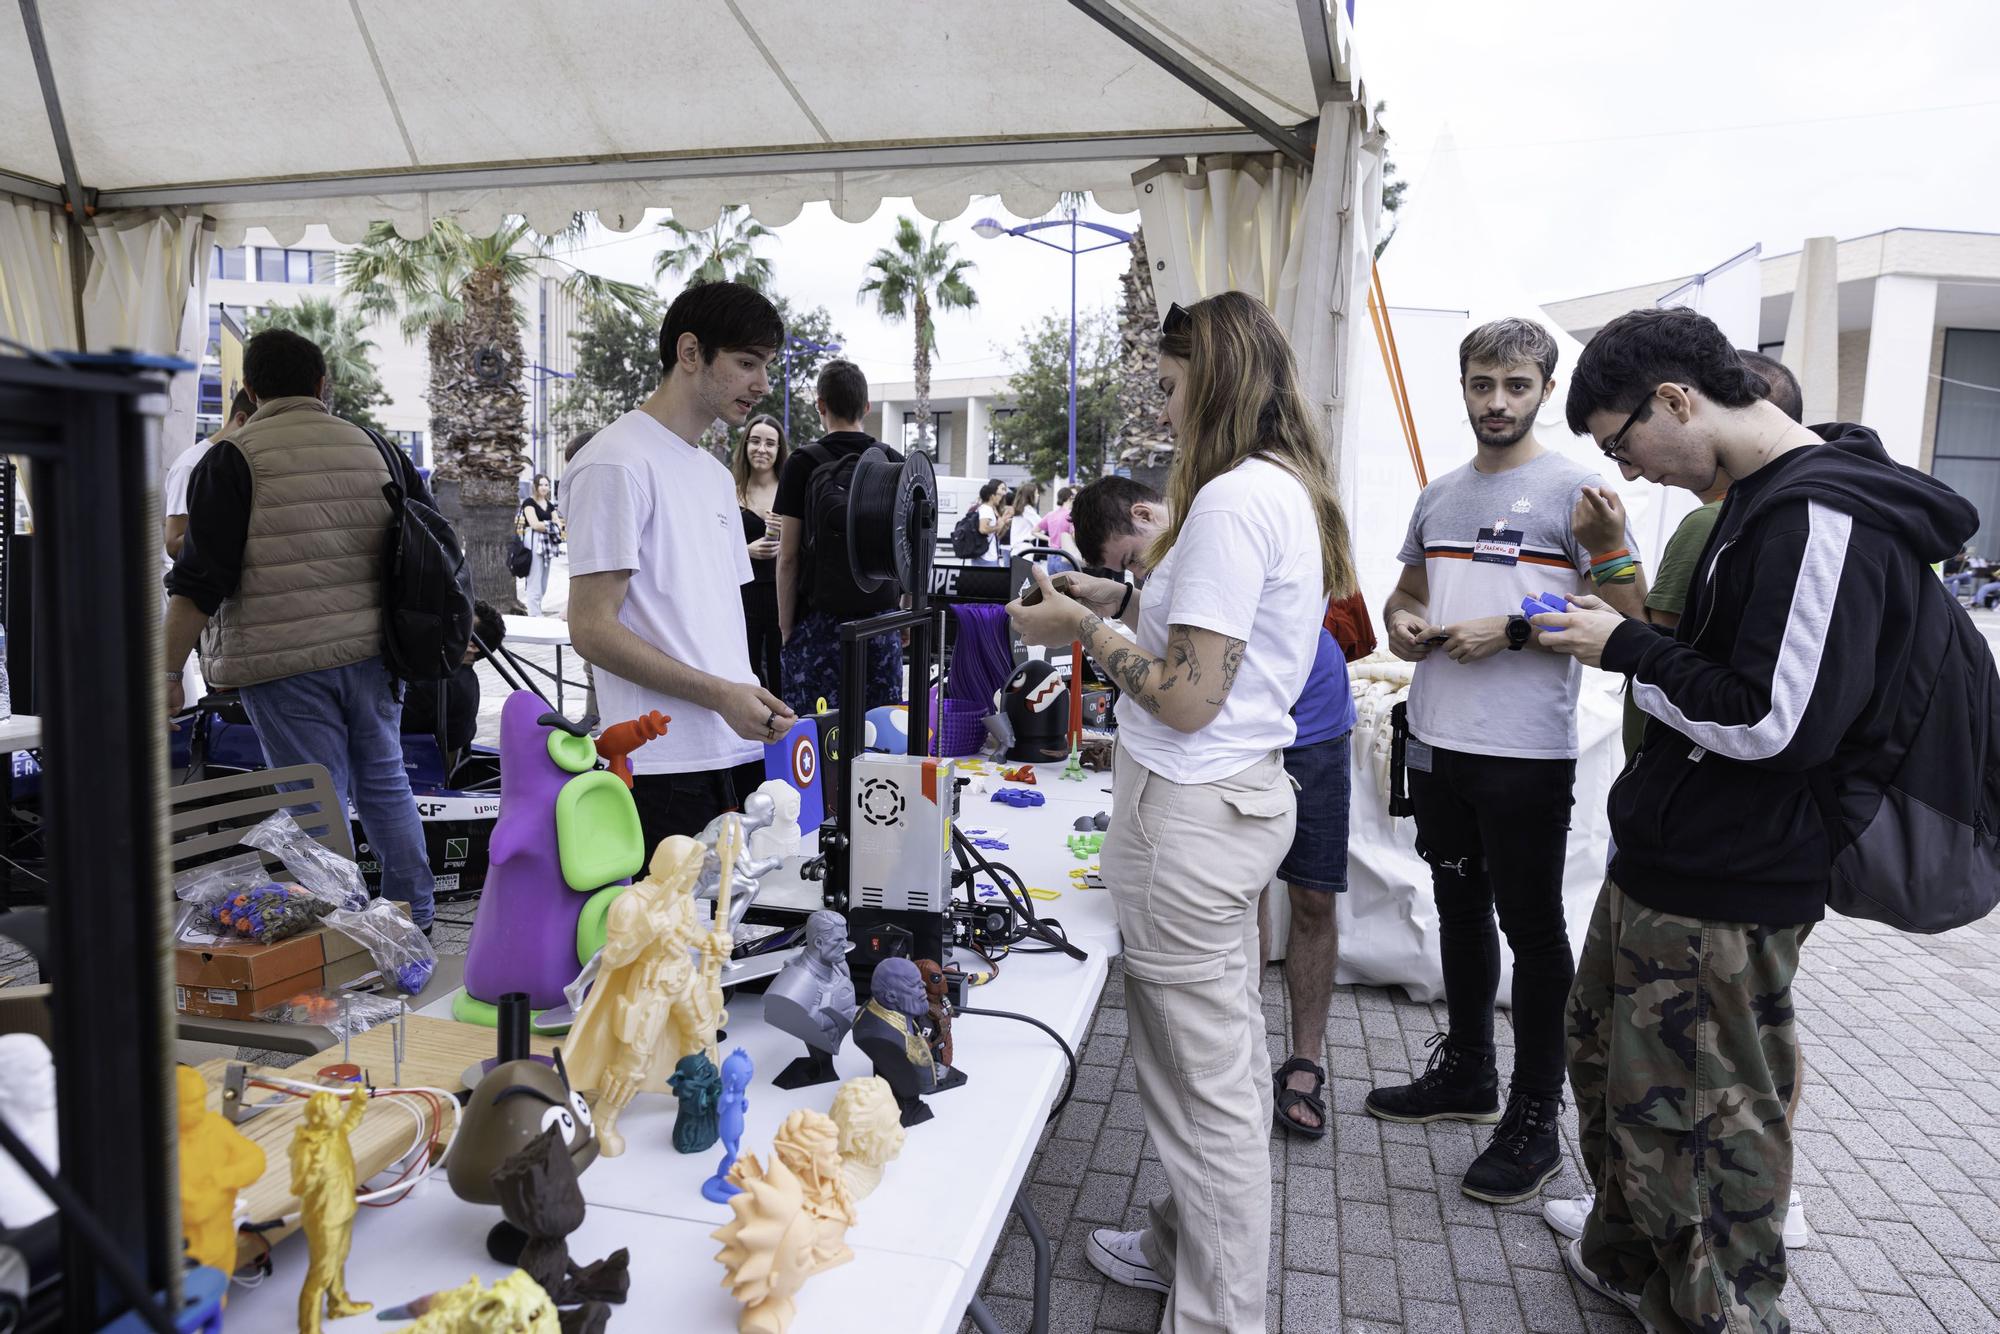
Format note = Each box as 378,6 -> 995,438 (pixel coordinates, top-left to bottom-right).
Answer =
959,903 -> 2000,1333
4,591 -> 1997,1330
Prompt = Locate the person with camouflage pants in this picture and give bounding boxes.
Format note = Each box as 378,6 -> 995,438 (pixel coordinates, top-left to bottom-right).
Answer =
1567,881 -> 1801,1330
1536,309 -> 1977,1331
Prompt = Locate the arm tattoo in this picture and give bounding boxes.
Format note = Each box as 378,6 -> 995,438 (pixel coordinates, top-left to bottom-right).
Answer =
1166,626 -> 1201,690
1208,637 -> 1246,707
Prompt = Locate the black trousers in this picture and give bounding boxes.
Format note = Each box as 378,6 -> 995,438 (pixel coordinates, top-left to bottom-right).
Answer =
1408,743 -> 1577,1100
743,582 -> 783,697
631,758 -> 767,854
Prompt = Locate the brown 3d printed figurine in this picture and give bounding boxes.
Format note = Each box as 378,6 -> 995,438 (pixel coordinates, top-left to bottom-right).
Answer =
487,1126 -> 629,1333
176,1065 -> 267,1286
827,1077 -> 905,1202
711,1110 -> 856,1334
561,834 -> 730,1156
913,959 -> 955,1067
291,1084 -> 371,1333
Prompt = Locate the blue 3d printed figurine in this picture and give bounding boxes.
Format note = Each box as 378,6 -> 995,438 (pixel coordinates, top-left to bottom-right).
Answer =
700,1047 -> 755,1203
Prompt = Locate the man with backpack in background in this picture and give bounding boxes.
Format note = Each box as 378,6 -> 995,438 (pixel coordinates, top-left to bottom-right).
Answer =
162,328 -> 439,931
774,359 -> 905,712
1536,306 -> 1985,1333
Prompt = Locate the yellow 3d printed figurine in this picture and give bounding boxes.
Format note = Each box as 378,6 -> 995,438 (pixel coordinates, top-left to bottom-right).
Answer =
561,832 -> 732,1156
382,1269 -> 559,1333
710,1110 -> 856,1334
175,1065 -> 266,1285
291,1084 -> 371,1334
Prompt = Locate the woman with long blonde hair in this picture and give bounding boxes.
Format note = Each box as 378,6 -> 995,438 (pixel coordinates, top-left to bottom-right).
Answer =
1009,290 -> 1353,1333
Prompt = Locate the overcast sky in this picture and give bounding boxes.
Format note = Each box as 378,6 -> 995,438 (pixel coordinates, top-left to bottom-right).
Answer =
553,0 -> 2000,392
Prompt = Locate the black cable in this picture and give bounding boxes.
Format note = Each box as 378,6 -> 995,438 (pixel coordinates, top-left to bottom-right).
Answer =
0,1117 -> 178,1334
950,826 -> 1086,961
957,1003 -> 1079,1123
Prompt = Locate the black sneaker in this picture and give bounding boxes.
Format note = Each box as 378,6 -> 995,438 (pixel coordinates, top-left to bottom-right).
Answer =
1364,1032 -> 1501,1124
1461,1089 -> 1564,1204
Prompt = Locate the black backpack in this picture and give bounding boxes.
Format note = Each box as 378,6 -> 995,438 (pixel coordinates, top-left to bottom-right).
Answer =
1812,571 -> 2000,933
801,441 -> 896,617
949,504 -> 988,559
363,429 -> 475,682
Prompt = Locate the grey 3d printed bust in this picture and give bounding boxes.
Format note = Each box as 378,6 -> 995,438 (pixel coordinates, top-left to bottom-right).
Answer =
764,911 -> 857,1089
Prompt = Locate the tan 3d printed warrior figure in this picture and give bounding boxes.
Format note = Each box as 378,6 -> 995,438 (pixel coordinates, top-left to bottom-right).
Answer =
561,834 -> 731,1156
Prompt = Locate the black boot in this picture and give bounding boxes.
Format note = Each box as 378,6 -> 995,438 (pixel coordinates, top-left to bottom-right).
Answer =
1461,1088 -> 1564,1204
1364,1032 -> 1501,1124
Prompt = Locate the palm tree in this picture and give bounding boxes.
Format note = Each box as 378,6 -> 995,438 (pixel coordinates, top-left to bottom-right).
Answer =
654,205 -> 776,290
342,218 -> 654,609
245,296 -> 390,433
859,217 -> 978,452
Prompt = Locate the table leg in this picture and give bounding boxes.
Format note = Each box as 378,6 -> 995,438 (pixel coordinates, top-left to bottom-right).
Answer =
1016,1191 -> 1052,1334
964,1297 -> 1003,1334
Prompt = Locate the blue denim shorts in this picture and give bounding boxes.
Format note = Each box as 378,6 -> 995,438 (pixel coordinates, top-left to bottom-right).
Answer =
1277,730 -> 1352,892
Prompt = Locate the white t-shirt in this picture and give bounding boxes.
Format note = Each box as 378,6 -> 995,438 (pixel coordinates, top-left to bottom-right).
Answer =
1008,505 -> 1042,556
1115,458 -> 1325,784
563,410 -> 759,776
164,436 -> 218,695
163,437 -> 216,517
977,502 -> 1002,561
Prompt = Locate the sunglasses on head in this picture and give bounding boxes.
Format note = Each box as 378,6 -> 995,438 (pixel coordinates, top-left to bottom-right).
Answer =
1162,302 -> 1191,338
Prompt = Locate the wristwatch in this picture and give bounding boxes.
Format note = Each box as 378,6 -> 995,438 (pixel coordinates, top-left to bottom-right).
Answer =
1505,615 -> 1531,651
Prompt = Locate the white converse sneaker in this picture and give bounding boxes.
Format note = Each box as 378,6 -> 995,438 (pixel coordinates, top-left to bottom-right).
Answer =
1543,1193 -> 1594,1241
1563,1238 -> 1641,1315
1086,1228 -> 1169,1294
1782,1188 -> 1811,1249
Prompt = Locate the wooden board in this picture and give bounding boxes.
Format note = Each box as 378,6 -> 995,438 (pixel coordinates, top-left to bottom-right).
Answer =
192,1013 -> 558,1268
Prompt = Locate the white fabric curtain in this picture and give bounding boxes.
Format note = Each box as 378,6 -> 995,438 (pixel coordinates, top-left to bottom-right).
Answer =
80,208 -> 212,472
0,197 -> 79,351
1133,102 -> 1376,475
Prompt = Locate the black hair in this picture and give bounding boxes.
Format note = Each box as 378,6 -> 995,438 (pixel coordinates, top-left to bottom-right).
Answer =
658,281 -> 784,374
1736,350 -> 1804,423
471,599 -> 506,657
242,328 -> 326,401
1070,476 -> 1163,566
817,359 -> 869,423
1056,485 -> 1075,506
564,430 -> 595,462
227,388 -> 256,421
1565,307 -> 1770,436
978,479 -> 1002,502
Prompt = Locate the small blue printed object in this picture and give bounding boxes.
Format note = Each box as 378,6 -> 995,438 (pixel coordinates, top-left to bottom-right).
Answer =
992,788 -> 1045,808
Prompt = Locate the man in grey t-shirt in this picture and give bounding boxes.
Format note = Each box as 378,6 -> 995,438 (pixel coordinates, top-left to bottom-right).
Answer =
1367,318 -> 1647,1208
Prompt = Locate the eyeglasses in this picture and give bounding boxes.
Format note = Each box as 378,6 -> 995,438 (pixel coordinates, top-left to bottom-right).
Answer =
1601,395 -> 1652,464
1162,302 -> 1191,338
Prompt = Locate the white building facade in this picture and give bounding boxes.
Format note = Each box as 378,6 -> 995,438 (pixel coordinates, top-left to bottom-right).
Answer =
1546,228 -> 2000,550
199,225 -> 584,480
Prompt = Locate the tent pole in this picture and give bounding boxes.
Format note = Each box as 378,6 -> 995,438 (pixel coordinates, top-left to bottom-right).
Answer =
1367,268 -> 1425,487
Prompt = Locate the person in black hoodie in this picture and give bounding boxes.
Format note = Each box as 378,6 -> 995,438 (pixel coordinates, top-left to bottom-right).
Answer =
1534,307 -> 1978,1333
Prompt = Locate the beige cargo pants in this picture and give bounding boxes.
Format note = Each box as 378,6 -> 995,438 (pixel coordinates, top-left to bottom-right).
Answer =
1102,745 -> 1296,1333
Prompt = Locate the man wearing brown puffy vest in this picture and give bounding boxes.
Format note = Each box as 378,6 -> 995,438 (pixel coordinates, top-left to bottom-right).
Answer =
163,328 -> 436,930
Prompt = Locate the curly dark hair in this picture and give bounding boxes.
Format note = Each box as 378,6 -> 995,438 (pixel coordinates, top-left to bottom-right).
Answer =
1566,307 -> 1770,436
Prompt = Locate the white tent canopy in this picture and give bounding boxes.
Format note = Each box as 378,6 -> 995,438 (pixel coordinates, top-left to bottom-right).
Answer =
1,0 -> 1359,246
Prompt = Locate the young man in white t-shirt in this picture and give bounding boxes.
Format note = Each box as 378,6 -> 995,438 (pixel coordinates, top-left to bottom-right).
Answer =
565,282 -> 798,851
1370,317 -> 1647,1207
